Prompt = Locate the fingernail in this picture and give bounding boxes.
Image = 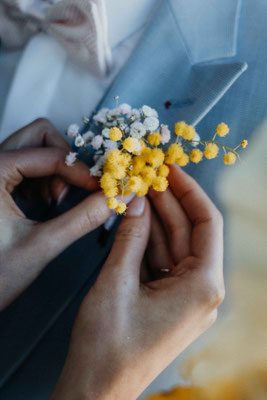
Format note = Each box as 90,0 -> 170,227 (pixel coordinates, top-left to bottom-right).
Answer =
127,196 -> 145,217
57,185 -> 70,206
116,193 -> 135,205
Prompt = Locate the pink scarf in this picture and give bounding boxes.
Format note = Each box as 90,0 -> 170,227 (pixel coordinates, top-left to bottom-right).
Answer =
0,0 -> 112,75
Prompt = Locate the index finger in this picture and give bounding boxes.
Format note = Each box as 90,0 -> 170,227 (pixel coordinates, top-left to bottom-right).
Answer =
0,118 -> 70,152
168,164 -> 223,264
0,147 -> 98,192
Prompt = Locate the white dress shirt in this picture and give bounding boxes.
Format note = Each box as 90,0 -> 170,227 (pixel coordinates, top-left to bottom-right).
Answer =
0,0 -> 157,141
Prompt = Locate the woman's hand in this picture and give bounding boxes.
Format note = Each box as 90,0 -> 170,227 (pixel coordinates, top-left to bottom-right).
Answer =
0,119 -> 117,310
51,165 -> 225,400
0,118 -> 77,204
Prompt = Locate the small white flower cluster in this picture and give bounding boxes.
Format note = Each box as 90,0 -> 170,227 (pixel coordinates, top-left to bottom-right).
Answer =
65,103 -> 174,176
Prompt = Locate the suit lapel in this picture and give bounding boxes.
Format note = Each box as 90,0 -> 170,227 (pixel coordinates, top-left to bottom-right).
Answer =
0,0 -> 245,388
97,0 -> 246,127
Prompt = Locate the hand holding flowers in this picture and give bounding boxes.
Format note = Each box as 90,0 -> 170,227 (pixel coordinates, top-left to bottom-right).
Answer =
65,99 -> 248,214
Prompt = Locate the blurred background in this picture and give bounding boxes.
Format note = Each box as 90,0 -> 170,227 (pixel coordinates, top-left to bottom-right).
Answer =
141,122 -> 267,399
0,0 -> 266,399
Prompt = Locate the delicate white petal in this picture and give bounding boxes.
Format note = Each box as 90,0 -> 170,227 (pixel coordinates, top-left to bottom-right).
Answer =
128,108 -> 141,122
143,117 -> 159,132
67,124 -> 79,138
130,121 -> 146,138
134,139 -> 141,152
142,105 -> 158,118
106,108 -> 119,120
103,139 -> 118,151
65,152 -> 78,166
93,108 -> 109,124
102,128 -> 110,138
160,124 -> 171,144
118,103 -> 132,115
91,135 -> 103,150
75,134 -> 85,147
82,131 -> 94,143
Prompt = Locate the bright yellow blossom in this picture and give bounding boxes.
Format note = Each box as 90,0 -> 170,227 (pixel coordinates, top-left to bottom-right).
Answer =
115,202 -> 127,214
177,153 -> 189,166
133,139 -> 146,155
136,181 -> 149,197
119,152 -> 131,168
103,186 -> 118,198
216,123 -> 229,137
109,127 -> 122,141
190,149 -> 203,163
224,152 -> 237,165
241,139 -> 248,148
131,156 -> 146,175
204,143 -> 219,159
128,176 -> 143,192
106,149 -> 122,165
182,125 -> 195,140
123,137 -> 137,152
152,176 -> 169,192
148,148 -> 165,168
175,121 -> 186,136
141,166 -> 157,184
157,164 -> 170,177
106,197 -> 118,209
100,173 -> 116,189
148,132 -> 161,146
105,164 -> 126,180
165,144 -> 183,164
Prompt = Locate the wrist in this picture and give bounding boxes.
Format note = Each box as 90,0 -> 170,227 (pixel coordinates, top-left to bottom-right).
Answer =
50,351 -> 129,400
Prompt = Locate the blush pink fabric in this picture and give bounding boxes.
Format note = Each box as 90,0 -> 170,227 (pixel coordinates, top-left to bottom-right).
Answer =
0,0 -> 112,75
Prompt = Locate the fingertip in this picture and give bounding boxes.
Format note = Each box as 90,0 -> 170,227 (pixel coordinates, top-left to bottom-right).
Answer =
126,196 -> 146,217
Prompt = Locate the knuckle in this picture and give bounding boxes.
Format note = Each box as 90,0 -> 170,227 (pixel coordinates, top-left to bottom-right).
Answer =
84,206 -> 104,230
201,283 -> 225,309
34,117 -> 52,127
117,224 -> 146,242
204,309 -> 218,329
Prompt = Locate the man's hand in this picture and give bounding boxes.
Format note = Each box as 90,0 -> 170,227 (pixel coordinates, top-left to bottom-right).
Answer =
0,119 -> 115,310
51,165 -> 225,400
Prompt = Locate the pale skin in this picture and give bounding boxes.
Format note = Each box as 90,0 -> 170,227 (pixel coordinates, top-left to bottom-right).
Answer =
0,119 -> 225,400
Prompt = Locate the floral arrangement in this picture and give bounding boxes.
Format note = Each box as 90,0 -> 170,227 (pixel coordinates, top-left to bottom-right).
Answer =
65,97 -> 248,214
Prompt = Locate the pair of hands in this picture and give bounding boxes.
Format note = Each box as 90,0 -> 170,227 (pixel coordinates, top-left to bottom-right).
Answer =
0,119 -> 225,400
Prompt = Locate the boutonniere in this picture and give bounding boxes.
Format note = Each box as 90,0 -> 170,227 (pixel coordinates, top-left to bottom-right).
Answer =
65,97 -> 248,214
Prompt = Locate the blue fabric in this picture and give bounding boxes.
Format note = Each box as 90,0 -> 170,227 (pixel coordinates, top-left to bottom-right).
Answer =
1,0 -> 267,397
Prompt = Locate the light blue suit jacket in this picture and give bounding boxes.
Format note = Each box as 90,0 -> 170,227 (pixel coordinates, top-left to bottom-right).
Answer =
0,0 -> 266,398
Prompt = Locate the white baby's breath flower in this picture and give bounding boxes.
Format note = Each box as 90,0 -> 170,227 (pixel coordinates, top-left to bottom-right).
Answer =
160,124 -> 171,144
191,131 -> 201,147
93,108 -> 109,124
142,105 -> 158,118
90,165 -> 102,177
90,155 -> 106,176
106,121 -> 118,128
143,116 -> 159,132
75,134 -> 84,147
128,108 -> 141,122
67,124 -> 79,138
82,131 -> 94,143
106,108 -> 119,121
103,139 -> 118,152
102,128 -> 110,138
118,103 -> 132,115
65,152 -> 78,166
130,121 -> 146,138
134,139 -> 141,152
91,135 -> 103,150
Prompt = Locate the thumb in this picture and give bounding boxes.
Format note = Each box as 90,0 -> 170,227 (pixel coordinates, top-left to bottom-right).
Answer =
102,196 -> 151,284
32,192 -> 135,263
